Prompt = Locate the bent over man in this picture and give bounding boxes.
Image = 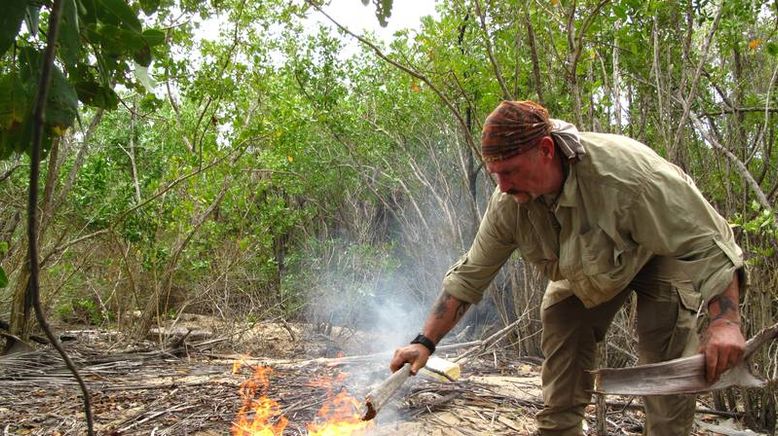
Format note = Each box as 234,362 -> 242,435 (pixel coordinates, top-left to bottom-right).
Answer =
390,101 -> 746,435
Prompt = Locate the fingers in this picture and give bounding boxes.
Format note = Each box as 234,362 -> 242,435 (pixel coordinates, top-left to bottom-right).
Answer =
410,356 -> 427,375
704,345 -> 719,384
702,322 -> 746,383
389,349 -> 406,373
389,345 -> 430,375
708,344 -> 743,383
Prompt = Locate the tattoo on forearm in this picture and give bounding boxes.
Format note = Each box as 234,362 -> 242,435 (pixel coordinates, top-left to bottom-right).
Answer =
432,292 -> 470,322
711,295 -> 737,320
433,293 -> 451,319
454,300 -> 470,322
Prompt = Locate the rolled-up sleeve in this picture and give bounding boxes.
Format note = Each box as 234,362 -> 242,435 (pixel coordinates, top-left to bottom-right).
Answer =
442,190 -> 519,304
627,164 -> 744,309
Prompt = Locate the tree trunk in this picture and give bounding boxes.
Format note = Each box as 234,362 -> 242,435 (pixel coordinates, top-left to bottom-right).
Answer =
6,136 -> 63,350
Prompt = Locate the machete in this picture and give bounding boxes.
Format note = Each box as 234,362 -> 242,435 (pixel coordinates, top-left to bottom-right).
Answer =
593,321 -> 778,395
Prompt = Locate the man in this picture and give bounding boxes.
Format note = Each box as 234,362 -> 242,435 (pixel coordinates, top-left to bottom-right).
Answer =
390,101 -> 746,435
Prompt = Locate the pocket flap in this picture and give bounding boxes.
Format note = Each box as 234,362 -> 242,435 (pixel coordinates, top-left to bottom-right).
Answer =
674,281 -> 701,313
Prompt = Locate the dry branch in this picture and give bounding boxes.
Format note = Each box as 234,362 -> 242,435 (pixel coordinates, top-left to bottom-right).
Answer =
594,321 -> 778,395
362,363 -> 412,420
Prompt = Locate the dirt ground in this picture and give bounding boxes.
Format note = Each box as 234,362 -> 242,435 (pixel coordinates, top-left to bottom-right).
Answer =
0,316 -> 770,435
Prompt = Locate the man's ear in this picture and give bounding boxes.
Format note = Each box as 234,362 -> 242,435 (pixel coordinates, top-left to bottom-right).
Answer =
538,136 -> 555,160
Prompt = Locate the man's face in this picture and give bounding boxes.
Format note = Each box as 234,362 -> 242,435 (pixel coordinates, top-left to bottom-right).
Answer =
485,137 -> 557,204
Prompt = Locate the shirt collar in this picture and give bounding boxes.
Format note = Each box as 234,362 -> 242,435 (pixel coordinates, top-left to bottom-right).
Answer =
555,159 -> 578,209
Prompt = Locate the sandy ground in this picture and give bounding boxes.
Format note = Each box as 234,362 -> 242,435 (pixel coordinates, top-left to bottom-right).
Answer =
0,316 -> 771,435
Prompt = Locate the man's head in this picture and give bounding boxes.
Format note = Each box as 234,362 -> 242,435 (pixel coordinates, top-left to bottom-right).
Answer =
481,101 -> 564,204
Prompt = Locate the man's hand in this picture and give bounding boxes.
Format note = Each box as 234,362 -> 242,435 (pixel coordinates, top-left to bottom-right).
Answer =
388,291 -> 471,375
700,319 -> 745,383
701,272 -> 745,383
390,344 -> 430,375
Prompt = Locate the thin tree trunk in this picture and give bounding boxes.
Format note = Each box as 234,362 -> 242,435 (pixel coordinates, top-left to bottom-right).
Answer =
669,1 -> 724,163
473,0 -> 512,100
525,9 -> 544,104
612,22 -> 622,134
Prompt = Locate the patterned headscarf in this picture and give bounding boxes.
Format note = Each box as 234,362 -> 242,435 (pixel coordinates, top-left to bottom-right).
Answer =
481,100 -> 586,162
481,101 -> 551,162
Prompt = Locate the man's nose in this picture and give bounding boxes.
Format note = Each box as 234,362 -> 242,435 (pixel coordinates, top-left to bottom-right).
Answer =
497,175 -> 512,193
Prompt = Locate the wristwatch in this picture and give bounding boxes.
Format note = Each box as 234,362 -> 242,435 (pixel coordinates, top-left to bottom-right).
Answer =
410,334 -> 436,354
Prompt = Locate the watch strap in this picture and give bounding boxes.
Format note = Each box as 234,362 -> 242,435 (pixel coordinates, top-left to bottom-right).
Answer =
410,334 -> 436,354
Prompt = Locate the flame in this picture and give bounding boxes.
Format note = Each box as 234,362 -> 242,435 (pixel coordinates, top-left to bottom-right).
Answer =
231,361 -> 373,436
232,365 -> 288,436
306,374 -> 374,436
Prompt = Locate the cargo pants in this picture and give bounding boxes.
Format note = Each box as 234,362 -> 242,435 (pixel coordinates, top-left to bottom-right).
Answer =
536,257 -> 700,435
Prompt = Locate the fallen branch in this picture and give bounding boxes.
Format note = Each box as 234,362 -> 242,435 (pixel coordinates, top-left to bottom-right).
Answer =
362,363 -> 412,421
594,321 -> 778,395
454,317 -> 525,362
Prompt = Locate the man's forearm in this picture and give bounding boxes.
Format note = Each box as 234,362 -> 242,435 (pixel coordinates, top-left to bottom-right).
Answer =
707,273 -> 741,324
701,272 -> 745,382
422,291 -> 471,344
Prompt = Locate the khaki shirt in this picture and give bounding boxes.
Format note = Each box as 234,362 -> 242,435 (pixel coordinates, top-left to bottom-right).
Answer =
443,132 -> 743,310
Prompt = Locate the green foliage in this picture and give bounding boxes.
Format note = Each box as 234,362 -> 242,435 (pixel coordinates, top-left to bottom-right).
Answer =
0,0 -> 27,58
0,0 -> 166,160
57,297 -> 107,325
2,0 -> 775,350
734,202 -> 778,261
0,241 -> 7,288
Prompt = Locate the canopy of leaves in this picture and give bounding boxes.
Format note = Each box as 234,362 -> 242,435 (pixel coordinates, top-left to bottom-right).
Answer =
0,0 -> 165,158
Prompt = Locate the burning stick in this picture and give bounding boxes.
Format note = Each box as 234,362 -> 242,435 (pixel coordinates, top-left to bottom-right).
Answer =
362,363 -> 411,421
361,357 -> 461,421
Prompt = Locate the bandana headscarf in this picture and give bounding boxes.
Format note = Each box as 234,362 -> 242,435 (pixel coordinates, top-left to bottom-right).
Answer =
481,100 -> 585,162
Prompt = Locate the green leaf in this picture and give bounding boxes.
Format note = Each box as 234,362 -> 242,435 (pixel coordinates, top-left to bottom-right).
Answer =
0,140 -> 12,160
139,0 -> 160,15
0,114 -> 32,155
0,71 -> 31,130
75,80 -> 119,109
0,0 -> 28,58
97,0 -> 143,32
0,266 -> 8,288
613,5 -> 628,20
89,23 -> 147,53
142,29 -> 166,46
45,65 -> 79,132
767,42 -> 778,57
133,44 -> 152,67
134,63 -> 155,93
18,46 -> 43,77
25,4 -> 41,37
18,47 -> 79,135
59,0 -> 81,69
78,0 -> 98,25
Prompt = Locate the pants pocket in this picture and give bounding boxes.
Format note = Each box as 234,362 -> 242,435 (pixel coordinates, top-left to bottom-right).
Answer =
636,280 -> 700,363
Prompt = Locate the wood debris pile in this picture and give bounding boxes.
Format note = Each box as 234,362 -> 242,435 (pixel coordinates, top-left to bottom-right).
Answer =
0,326 -> 750,435
0,331 -> 544,435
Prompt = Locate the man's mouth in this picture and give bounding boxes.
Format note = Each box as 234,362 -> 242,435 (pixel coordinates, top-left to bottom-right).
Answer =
510,191 -> 532,203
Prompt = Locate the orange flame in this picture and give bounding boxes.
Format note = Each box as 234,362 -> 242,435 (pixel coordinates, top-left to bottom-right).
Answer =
232,366 -> 288,436
306,374 -> 374,436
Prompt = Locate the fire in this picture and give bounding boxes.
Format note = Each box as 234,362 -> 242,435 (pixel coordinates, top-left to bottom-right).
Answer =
232,361 -> 373,436
306,374 -> 374,436
232,365 -> 288,436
